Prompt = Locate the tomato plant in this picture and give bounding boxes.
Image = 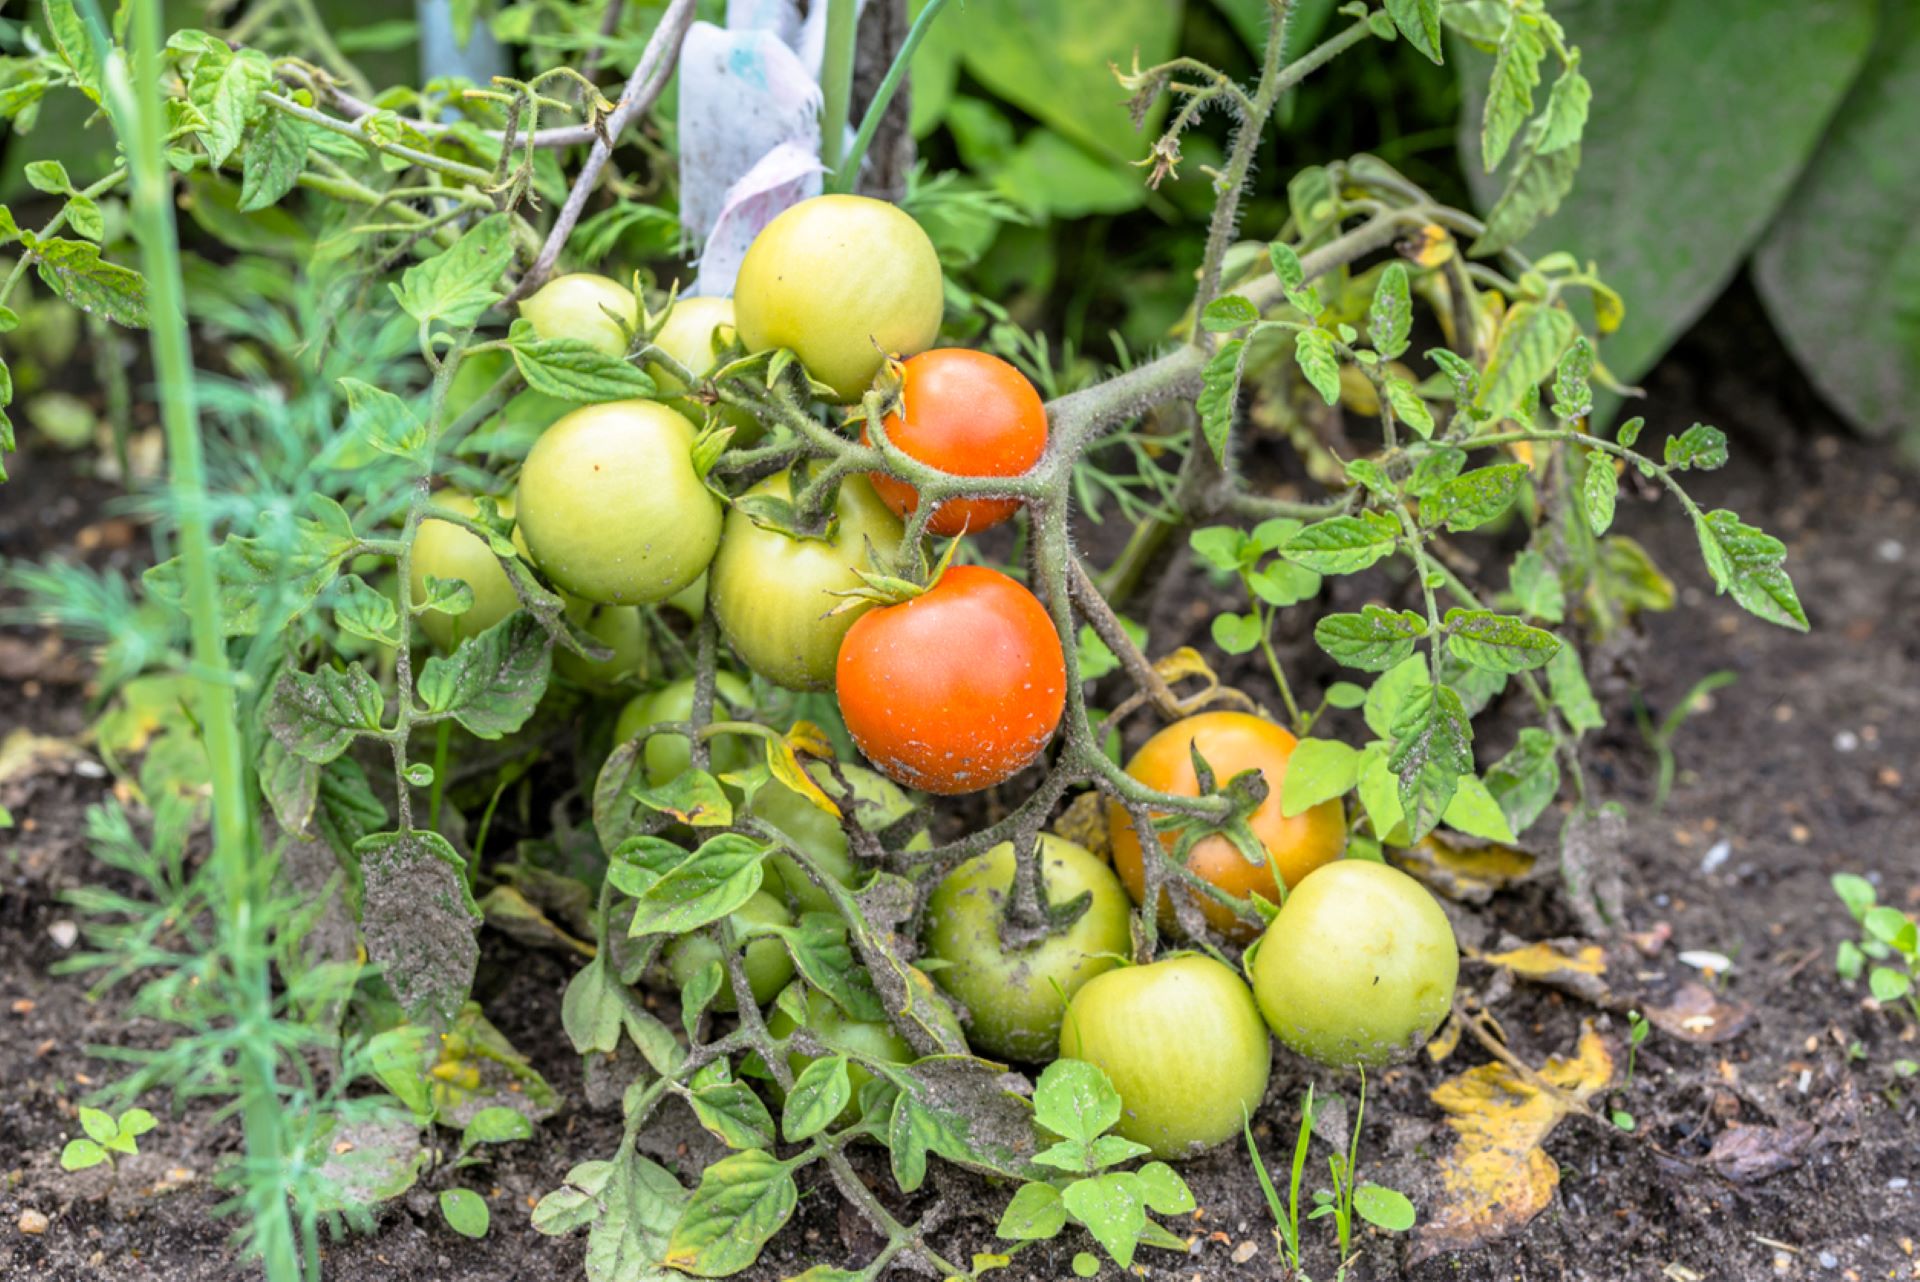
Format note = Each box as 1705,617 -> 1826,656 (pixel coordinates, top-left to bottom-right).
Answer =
836,565 -> 1067,794
514,399 -> 723,605
864,348 -> 1047,537
1058,955 -> 1272,1159
517,272 -> 639,358
664,890 -> 796,1012
408,492 -> 525,650
615,673 -> 755,787
1249,860 -> 1459,1068
708,469 -> 904,690
748,761 -> 913,916
923,835 -> 1132,1062
1108,711 -> 1346,939
733,194 -> 946,402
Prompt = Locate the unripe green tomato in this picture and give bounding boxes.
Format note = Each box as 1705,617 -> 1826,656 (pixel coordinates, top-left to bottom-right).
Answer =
555,596 -> 650,688
648,294 -> 762,446
748,761 -> 910,916
709,470 -> 904,690
666,571 -> 707,622
514,400 -> 722,605
1058,955 -> 1272,1160
1250,860 -> 1459,1068
764,984 -> 913,1121
614,672 -> 755,787
733,195 -> 944,402
663,890 -> 795,1012
409,491 -> 522,650
922,835 -> 1132,1063
518,272 -> 639,357
449,350 -> 574,455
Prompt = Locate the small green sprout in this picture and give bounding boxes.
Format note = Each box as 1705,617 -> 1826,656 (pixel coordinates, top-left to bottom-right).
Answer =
59,1106 -> 157,1172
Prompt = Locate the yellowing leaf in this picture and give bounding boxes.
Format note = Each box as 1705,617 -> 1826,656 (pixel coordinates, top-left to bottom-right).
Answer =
1394,833 -> 1538,904
1152,645 -> 1219,689
1472,939 -> 1611,1004
1051,791 -> 1111,861
1408,223 -> 1456,268
1414,1023 -> 1614,1261
766,722 -> 840,819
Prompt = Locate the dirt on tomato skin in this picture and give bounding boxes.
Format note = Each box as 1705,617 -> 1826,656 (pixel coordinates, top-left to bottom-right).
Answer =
3,281 -> 1919,1281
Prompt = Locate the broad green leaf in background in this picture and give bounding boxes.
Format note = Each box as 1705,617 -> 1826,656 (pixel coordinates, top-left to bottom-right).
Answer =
1456,0 -> 1876,412
1754,2 -> 1920,445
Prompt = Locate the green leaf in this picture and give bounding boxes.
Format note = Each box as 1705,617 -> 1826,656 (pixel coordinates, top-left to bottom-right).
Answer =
663,1149 -> 796,1276
1383,374 -> 1434,438
1545,643 -> 1604,733
582,1153 -> 689,1278
1443,609 -> 1560,673
1249,560 -> 1322,608
1197,338 -> 1248,465
1536,64 -> 1592,153
686,1067 -> 778,1151
1442,773 -> 1517,842
622,833 -> 768,938
1211,611 -> 1263,656
417,612 -> 551,739
1389,682 -> 1473,842
1269,241 -> 1323,314
996,1181 -> 1068,1241
1425,463 -> 1528,532
1692,510 -> 1809,631
30,238 -> 148,328
1283,512 -> 1399,575
1617,416 -> 1645,449
43,0 -> 101,100
1870,967 -> 1913,1004
62,198 -> 103,249
1386,0 -> 1443,62
1314,606 -> 1428,672
1034,1058 -> 1122,1144
392,213 -> 514,331
1280,738 -> 1362,817
884,1058 -> 1047,1191
509,332 -> 657,402
268,662 -> 385,763
1836,939 -> 1866,981
1482,18 -> 1545,170
354,830 -> 481,1027
439,1188 -> 491,1238
117,1109 -> 157,1139
1363,653 -> 1430,739
560,955 -> 623,1054
329,574 -> 400,647
1073,1252 -> 1100,1278
1062,1173 -> 1147,1268
1582,451 -> 1617,535
338,378 -> 430,463
1323,680 -> 1368,709
79,1106 -> 117,1146
1484,727 -> 1561,835
1508,550 -> 1566,623
1474,301 -> 1576,420
1135,1161 -> 1195,1216
1551,337 -> 1594,421
782,1055 -> 852,1143
1831,872 -> 1877,921
461,1106 -> 533,1148
1459,0 -> 1875,412
1368,263 -> 1412,360
1202,295 -> 1260,332
60,1138 -> 107,1171
239,111 -> 308,211
1294,328 -> 1341,405
1354,1183 -> 1417,1231
1753,8 -> 1920,444
634,768 -> 732,828
1664,423 -> 1728,471
1865,906 -> 1918,954
1189,526 -> 1251,572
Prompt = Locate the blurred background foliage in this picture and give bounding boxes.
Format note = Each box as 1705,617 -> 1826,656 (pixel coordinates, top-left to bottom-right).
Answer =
2,0 -> 1915,447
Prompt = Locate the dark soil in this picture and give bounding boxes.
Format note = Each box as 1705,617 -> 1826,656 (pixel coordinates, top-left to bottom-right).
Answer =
3,280 -> 1917,1282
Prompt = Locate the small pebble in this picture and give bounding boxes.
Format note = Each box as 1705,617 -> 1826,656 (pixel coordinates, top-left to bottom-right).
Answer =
1890,1177 -> 1910,1190
17,1209 -> 48,1235
1699,840 -> 1732,875
1230,1241 -> 1258,1264
47,920 -> 78,949
1876,539 -> 1904,563
1833,730 -> 1859,753
1819,1252 -> 1838,1270
1679,950 -> 1733,974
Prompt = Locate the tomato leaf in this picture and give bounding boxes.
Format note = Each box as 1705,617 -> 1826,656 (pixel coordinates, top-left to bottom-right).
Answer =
782,1055 -> 852,1143
622,833 -> 768,938
1443,609 -> 1560,673
1314,606 -> 1428,672
1423,463 -> 1528,533
1691,509 -> 1808,631
664,1148 -> 796,1277
1282,512 -> 1399,575
1280,738 -> 1362,818
416,612 -> 552,739
996,1181 -> 1068,1241
1368,263 -> 1412,360
268,661 -> 386,763
1196,337 -> 1248,465
355,830 -> 481,1028
392,213 -> 514,332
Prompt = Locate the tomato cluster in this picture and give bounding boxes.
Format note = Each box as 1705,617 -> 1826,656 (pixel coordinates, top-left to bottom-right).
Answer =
413,194 -> 1461,1162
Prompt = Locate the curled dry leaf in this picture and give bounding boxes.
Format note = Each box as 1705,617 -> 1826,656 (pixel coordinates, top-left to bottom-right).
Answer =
1394,832 -> 1539,904
1642,981 -> 1755,1045
1705,1120 -> 1816,1183
1471,939 -> 1613,1006
1413,1022 -> 1614,1262
1051,791 -> 1112,861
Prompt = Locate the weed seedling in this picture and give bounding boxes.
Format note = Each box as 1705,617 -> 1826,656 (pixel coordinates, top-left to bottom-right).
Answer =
1833,874 -> 1920,1028
59,1106 -> 156,1174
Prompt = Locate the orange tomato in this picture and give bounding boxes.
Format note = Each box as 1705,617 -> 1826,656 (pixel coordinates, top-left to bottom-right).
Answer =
1107,711 -> 1346,939
864,349 -> 1047,537
835,565 -> 1065,794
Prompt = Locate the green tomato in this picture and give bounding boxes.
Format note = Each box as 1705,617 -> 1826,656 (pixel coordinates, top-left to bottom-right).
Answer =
518,272 -> 639,357
514,400 -> 722,605
408,491 -> 522,650
922,835 -> 1132,1063
665,570 -> 707,622
614,672 -> 755,787
1058,955 -> 1272,1160
648,294 -> 763,446
764,984 -> 913,1121
733,195 -> 944,402
555,596 -> 650,688
1249,860 -> 1459,1068
748,761 -> 912,916
709,470 -> 904,690
663,890 -> 795,1012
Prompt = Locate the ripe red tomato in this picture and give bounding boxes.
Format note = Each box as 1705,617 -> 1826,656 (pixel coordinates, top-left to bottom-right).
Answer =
1107,711 -> 1346,940
835,565 -> 1065,795
863,349 -> 1047,537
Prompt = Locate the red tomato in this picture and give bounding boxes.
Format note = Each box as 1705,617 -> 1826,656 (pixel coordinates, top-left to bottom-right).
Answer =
1107,711 -> 1346,940
836,565 -> 1065,794
864,349 -> 1047,537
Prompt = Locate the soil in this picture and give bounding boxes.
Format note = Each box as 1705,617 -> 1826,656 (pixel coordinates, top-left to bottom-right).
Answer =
3,279 -> 1918,1282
